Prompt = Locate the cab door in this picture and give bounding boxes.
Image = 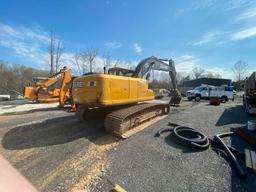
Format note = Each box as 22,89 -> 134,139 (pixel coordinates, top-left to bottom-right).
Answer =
201,87 -> 209,98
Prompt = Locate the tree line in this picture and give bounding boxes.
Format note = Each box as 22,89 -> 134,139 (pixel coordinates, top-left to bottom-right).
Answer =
0,61 -> 49,96
0,58 -> 250,98
0,31 -> 251,97
149,60 -> 250,91
37,31 -> 253,86
47,32 -> 122,75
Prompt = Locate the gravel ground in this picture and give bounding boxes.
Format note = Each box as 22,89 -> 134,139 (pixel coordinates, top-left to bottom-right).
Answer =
0,98 -> 255,192
97,99 -> 256,192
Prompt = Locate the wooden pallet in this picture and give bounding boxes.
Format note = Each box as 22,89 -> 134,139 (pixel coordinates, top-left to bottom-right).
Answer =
245,149 -> 256,174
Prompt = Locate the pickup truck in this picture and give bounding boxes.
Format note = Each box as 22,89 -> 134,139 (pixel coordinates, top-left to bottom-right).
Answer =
186,85 -> 215,102
186,84 -> 234,102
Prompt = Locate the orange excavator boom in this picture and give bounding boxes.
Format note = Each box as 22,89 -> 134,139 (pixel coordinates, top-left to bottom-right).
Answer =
23,67 -> 73,107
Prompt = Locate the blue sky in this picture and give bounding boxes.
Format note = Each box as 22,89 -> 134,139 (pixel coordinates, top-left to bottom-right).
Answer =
0,0 -> 255,79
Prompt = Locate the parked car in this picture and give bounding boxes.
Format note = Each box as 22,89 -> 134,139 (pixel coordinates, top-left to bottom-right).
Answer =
0,95 -> 10,101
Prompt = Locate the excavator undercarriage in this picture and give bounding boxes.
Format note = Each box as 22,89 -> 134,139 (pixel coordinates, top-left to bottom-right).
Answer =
76,102 -> 169,138
104,103 -> 170,138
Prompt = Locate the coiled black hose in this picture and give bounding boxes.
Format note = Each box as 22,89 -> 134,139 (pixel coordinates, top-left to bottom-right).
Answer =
156,124 -> 247,178
156,124 -> 210,150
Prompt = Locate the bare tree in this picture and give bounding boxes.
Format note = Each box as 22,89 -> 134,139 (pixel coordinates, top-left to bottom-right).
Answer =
232,60 -> 249,81
72,53 -> 81,75
204,72 -> 222,78
84,48 -> 98,73
102,54 -> 112,68
49,31 -> 54,75
191,66 -> 205,79
114,59 -> 120,67
72,49 -> 98,75
72,53 -> 88,75
214,73 -> 222,78
0,61 -> 48,98
176,72 -> 185,85
55,40 -> 64,73
47,31 -> 64,75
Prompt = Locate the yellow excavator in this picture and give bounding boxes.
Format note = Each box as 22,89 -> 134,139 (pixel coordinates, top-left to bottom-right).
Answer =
23,67 -> 73,107
72,56 -> 182,138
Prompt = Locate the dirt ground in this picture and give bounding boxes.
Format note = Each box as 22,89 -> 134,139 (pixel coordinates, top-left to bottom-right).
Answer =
0,98 -> 255,192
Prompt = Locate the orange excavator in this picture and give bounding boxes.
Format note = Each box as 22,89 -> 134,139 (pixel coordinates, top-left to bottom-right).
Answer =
23,67 -> 74,107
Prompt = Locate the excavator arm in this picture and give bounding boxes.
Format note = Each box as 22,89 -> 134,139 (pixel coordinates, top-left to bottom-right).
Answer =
24,67 -> 73,106
132,56 -> 181,105
36,68 -> 66,88
58,68 -> 72,107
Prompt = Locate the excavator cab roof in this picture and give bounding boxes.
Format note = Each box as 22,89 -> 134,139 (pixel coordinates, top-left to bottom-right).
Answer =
108,67 -> 134,77
82,72 -> 97,76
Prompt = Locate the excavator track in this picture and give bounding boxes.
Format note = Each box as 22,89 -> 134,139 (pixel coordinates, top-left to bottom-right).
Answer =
104,103 -> 170,138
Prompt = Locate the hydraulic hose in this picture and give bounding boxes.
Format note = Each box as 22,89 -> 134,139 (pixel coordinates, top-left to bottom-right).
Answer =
214,132 -> 247,178
156,125 -> 210,150
156,124 -> 246,178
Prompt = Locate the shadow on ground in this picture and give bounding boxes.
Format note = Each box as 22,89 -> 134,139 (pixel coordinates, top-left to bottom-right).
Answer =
0,99 -> 31,106
0,106 -> 70,116
214,103 -> 256,191
229,131 -> 256,192
2,114 -> 117,150
212,127 -> 256,192
215,105 -> 248,126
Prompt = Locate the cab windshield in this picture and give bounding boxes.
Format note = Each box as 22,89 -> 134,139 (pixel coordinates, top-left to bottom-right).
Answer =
194,86 -> 203,91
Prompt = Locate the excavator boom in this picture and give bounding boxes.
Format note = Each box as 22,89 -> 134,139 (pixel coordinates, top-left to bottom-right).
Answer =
133,56 -> 181,105
23,67 -> 73,106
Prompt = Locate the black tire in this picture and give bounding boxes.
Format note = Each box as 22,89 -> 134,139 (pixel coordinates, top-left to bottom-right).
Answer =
221,96 -> 228,103
188,97 -> 193,101
195,95 -> 201,102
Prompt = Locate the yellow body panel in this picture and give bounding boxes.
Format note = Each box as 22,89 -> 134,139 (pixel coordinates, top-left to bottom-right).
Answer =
72,74 -> 154,107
